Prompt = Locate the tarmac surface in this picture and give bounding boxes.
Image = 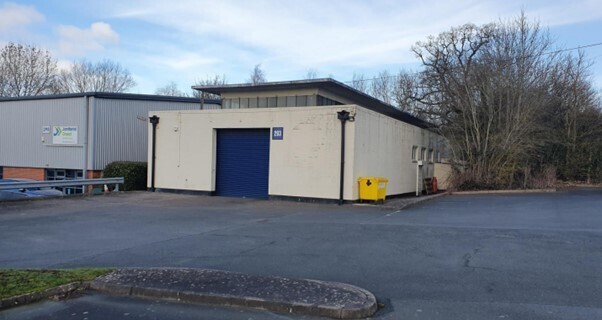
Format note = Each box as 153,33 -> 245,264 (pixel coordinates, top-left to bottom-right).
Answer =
1,188 -> 602,319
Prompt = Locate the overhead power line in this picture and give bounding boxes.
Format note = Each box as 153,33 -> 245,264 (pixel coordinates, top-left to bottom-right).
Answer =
542,42 -> 602,56
343,41 -> 602,85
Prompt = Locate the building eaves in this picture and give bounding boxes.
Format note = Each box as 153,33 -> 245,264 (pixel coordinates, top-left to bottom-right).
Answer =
193,78 -> 433,129
0,92 -> 220,105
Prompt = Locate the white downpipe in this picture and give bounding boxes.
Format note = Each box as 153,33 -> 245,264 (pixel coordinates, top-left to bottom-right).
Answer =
416,161 -> 420,196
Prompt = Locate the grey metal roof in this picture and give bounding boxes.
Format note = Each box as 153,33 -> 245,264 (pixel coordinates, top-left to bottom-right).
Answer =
0,92 -> 220,104
193,78 -> 432,129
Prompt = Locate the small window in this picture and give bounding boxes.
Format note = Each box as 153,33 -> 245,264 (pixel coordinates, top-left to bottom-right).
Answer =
231,98 -> 240,109
286,96 -> 296,107
258,97 -> 268,108
240,98 -> 249,109
317,95 -> 324,106
249,97 -> 258,108
268,97 -> 277,108
316,95 -> 329,106
46,168 -> 83,194
277,96 -> 287,107
436,151 -> 441,163
223,99 -> 232,109
317,95 -> 342,106
297,95 -> 308,107
421,148 -> 426,161
307,94 -> 317,106
428,149 -> 434,162
411,146 -> 418,160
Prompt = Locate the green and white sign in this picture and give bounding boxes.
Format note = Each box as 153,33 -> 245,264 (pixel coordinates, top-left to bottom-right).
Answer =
52,126 -> 78,145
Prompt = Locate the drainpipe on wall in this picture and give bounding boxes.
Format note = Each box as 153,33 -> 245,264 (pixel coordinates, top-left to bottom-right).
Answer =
149,115 -> 160,192
416,162 -> 420,196
82,95 -> 89,192
337,110 -> 354,205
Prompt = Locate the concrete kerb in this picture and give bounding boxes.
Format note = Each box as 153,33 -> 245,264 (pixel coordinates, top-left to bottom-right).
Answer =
361,188 -> 556,211
89,268 -> 378,319
372,192 -> 450,211
451,188 -> 557,195
0,269 -> 378,319
0,281 -> 88,310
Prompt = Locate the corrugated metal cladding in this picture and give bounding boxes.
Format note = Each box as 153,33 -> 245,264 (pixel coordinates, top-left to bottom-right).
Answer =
0,97 -> 86,169
92,98 -> 219,170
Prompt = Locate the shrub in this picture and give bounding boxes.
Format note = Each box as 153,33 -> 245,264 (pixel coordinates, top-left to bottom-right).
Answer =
102,161 -> 147,191
449,169 -> 499,191
531,166 -> 557,189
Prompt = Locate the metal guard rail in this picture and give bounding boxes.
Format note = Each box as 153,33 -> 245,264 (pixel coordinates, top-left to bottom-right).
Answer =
0,178 -> 124,191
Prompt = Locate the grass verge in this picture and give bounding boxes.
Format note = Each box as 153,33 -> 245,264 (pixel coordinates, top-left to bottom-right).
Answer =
0,269 -> 112,299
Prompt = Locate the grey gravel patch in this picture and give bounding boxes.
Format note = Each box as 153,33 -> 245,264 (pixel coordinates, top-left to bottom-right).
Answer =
91,268 -> 377,319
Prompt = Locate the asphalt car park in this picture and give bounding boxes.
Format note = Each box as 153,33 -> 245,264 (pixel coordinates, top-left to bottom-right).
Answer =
1,188 -> 601,319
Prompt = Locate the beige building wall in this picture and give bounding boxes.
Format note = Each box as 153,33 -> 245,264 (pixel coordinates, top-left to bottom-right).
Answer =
434,163 -> 453,190
148,105 -> 357,200
352,107 -> 441,196
148,105 -> 445,200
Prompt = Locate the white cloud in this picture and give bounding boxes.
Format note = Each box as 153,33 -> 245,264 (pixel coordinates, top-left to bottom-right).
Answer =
56,60 -> 74,72
108,0 -> 583,70
58,22 -> 119,55
0,2 -> 44,32
98,0 -> 602,89
143,51 -> 220,70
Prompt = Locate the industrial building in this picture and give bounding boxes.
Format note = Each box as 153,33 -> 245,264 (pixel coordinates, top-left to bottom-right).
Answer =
0,93 -> 219,192
148,79 -> 451,202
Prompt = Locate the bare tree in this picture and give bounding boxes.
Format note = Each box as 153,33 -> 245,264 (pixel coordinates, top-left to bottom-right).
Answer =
406,13 -> 602,188
56,59 -> 135,93
247,64 -> 266,85
0,42 -> 57,97
155,81 -> 188,97
411,14 -> 561,188
545,51 -> 601,182
392,70 -> 426,117
304,69 -> 318,80
191,74 -> 228,99
370,70 -> 394,105
349,73 -> 369,93
340,14 -> 602,187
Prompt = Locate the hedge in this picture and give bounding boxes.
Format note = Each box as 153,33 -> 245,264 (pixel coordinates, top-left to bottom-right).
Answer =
102,161 -> 147,191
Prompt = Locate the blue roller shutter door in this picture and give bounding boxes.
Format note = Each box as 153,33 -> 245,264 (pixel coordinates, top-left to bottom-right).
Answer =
215,129 -> 270,199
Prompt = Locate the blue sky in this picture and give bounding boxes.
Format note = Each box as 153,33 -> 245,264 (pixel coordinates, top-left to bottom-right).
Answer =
1,0 -> 602,94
